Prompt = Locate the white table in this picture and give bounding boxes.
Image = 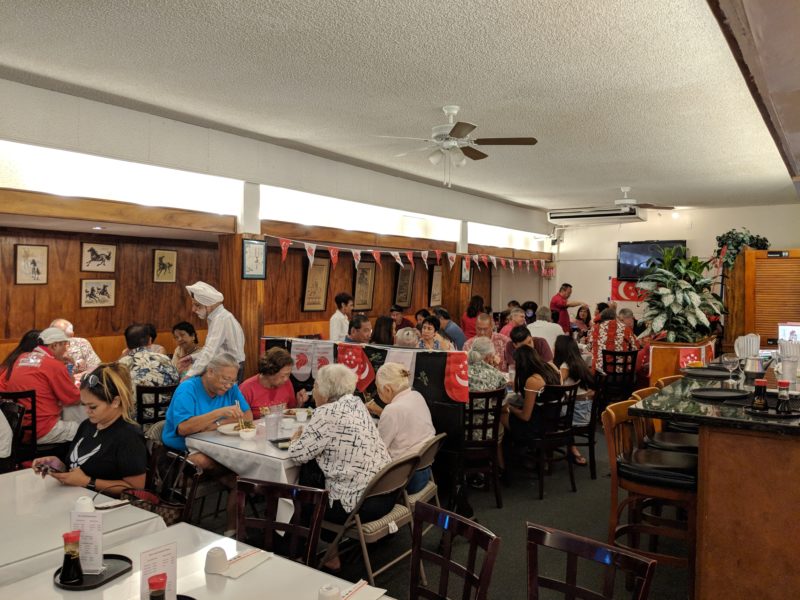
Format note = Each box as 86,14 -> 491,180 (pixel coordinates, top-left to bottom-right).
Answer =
186,424 -> 301,485
62,404 -> 87,423
0,522 -> 392,599
0,470 -> 166,585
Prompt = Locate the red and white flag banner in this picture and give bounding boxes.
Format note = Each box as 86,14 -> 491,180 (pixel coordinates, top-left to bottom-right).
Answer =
304,243 -> 317,267
372,250 -> 383,269
328,246 -> 339,269
472,255 -> 481,270
500,257 -> 507,269
509,259 -> 515,273
351,249 -> 362,269
435,249 -> 442,265
527,260 -> 533,272
420,250 -> 429,269
390,251 -> 403,268
447,252 -> 457,270
279,238 -> 292,262
405,250 -> 415,270
489,255 -> 497,270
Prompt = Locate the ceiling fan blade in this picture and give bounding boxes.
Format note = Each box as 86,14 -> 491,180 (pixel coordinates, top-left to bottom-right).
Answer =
462,146 -> 489,161
449,121 -> 477,139
474,137 -> 538,145
375,135 -> 431,141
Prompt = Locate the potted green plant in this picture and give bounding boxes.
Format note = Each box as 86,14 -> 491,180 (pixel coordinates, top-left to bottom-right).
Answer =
636,246 -> 724,343
713,228 -> 770,270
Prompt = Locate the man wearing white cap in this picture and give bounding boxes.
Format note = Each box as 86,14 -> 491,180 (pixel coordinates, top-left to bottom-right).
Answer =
184,282 -> 246,381
3,327 -> 81,443
50,318 -> 101,382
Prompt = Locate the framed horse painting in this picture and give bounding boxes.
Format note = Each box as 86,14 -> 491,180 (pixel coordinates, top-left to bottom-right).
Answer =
81,242 -> 116,272
153,249 -> 177,283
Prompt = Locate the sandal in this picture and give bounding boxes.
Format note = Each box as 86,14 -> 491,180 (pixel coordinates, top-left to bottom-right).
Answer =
570,453 -> 588,466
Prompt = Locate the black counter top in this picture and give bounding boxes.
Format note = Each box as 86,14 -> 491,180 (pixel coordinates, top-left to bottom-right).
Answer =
629,376 -> 800,436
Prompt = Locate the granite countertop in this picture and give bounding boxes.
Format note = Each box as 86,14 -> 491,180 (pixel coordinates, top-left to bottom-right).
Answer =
629,374 -> 800,436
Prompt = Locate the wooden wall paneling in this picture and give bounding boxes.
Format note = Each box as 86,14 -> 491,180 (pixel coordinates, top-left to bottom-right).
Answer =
218,234 -> 265,378
753,256 -> 800,342
0,227 -> 217,343
0,188 -> 236,233
721,250 -> 746,352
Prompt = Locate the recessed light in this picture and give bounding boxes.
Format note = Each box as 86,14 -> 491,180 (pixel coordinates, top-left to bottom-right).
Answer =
91,226 -> 105,230
671,212 -> 680,220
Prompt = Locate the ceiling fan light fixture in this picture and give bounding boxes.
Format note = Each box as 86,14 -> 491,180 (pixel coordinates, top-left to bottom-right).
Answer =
428,149 -> 443,166
450,148 -> 467,167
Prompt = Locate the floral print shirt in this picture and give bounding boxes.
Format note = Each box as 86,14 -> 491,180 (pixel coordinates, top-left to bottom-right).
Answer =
118,347 -> 180,419
289,394 -> 391,511
66,337 -> 101,379
463,333 -> 511,372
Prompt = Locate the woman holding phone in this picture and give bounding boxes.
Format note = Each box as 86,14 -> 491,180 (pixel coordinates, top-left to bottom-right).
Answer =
32,362 -> 147,497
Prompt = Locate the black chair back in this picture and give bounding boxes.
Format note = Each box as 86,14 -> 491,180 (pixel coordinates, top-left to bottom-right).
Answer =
0,400 -> 25,472
526,522 -> 657,600
409,502 -> 501,600
538,383 -> 579,440
236,478 -> 328,565
465,388 -> 505,445
600,349 -> 639,400
135,384 -> 178,427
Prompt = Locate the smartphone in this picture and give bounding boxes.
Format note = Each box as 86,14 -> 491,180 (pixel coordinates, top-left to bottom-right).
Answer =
36,464 -> 65,475
270,437 -> 292,450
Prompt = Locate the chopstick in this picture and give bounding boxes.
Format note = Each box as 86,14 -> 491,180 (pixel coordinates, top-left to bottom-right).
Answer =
235,399 -> 245,430
341,579 -> 369,599
228,548 -> 262,566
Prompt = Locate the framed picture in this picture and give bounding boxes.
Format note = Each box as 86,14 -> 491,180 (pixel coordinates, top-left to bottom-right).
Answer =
429,265 -> 443,306
15,244 -> 48,285
81,279 -> 115,308
395,267 -> 414,308
242,239 -> 267,279
354,262 -> 376,311
81,242 -> 116,272
153,249 -> 177,283
303,257 -> 330,312
460,256 -> 472,284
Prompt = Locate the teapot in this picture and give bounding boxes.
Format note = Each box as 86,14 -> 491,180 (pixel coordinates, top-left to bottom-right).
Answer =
742,355 -> 773,379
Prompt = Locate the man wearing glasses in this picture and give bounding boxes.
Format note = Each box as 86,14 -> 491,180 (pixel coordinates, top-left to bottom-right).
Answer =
162,353 -> 252,535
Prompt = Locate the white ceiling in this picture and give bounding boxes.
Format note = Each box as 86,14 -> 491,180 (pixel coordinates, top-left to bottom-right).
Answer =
0,0 -> 796,210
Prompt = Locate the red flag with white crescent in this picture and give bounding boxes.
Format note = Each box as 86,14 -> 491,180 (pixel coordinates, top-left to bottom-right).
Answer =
312,342 -> 334,377
304,243 -> 316,267
447,252 -> 456,269
435,249 -> 442,265
610,278 -> 647,302
405,251 -> 415,270
420,250 -> 429,269
444,352 -> 469,403
372,250 -> 383,269
328,246 -> 339,269
290,339 -> 313,382
279,238 -> 292,262
351,249 -> 361,269
336,343 -> 375,392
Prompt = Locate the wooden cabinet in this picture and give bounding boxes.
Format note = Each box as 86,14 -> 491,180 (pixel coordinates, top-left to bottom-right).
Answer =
722,248 -> 800,352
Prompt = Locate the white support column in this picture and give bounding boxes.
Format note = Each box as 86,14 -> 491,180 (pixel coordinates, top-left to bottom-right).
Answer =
457,220 -> 469,254
237,182 -> 261,234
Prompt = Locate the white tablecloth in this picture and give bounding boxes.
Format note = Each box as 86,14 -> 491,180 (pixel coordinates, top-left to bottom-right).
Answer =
186,424 -> 301,485
62,404 -> 87,423
0,470 -> 166,585
0,522 -> 393,599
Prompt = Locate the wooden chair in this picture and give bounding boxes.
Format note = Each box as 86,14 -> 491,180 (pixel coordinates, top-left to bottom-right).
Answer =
631,387 -> 659,401
602,400 -> 697,598
464,388 -> 506,508
236,478 -> 328,566
135,384 -> 178,429
598,349 -> 639,405
631,387 -> 699,454
528,382 -> 579,500
0,390 -> 70,466
409,502 -> 501,600
407,433 -> 447,511
655,375 -> 683,389
526,522 -> 657,600
319,454 -> 419,586
0,400 -> 25,473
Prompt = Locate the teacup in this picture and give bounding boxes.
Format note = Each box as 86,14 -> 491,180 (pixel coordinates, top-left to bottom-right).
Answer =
238,428 -> 256,440
281,417 -> 295,429
295,409 -> 309,423
204,547 -> 228,574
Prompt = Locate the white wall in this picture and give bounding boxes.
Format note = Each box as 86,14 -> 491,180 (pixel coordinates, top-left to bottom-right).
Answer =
553,204 -> 800,318
0,79 -> 549,233
491,268 -> 545,310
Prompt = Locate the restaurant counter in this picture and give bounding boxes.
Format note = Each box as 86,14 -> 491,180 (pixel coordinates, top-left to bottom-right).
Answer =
630,376 -> 800,600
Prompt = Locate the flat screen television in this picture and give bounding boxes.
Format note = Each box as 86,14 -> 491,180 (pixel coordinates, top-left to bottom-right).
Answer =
617,240 -> 687,281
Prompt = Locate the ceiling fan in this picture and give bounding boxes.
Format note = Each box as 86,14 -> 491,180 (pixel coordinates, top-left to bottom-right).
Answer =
382,105 -> 538,187
571,187 -> 674,211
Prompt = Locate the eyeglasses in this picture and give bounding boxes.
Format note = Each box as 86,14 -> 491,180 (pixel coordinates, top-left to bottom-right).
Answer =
214,373 -> 237,386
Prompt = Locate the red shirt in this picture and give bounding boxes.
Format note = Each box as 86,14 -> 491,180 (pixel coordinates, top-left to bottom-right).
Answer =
586,320 -> 641,371
550,293 -> 571,333
460,313 -> 478,339
3,346 -> 81,439
239,376 -> 297,419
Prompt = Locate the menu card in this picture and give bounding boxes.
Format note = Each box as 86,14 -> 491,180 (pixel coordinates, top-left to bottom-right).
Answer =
140,542 -> 177,600
70,511 -> 103,574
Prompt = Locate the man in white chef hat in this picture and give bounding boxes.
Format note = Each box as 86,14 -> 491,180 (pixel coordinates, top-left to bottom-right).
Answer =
183,282 -> 246,381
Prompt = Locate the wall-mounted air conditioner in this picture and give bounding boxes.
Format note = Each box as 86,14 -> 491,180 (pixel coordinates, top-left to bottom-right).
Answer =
547,205 -> 647,226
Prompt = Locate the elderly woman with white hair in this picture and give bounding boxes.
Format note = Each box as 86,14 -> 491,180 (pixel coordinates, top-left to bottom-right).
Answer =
467,337 -> 508,392
289,364 -> 393,568
374,362 -> 435,493
394,326 -> 420,348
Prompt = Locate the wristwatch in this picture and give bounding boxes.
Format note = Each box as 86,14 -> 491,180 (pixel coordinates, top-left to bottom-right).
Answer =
87,477 -> 96,491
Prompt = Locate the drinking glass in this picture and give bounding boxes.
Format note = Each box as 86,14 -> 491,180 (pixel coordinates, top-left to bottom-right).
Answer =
721,353 -> 740,385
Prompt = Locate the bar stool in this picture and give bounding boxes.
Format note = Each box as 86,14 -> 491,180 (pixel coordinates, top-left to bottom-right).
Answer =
631,387 -> 698,454
602,399 -> 697,599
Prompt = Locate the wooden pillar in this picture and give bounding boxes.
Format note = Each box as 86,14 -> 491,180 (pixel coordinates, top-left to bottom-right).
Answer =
217,234 -> 265,378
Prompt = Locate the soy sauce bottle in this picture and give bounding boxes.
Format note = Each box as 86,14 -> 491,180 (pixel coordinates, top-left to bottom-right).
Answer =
60,530 -> 83,585
148,573 -> 168,599
776,380 -> 792,414
751,379 -> 769,411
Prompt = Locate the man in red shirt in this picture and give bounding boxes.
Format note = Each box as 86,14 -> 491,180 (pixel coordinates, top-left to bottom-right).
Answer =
5,327 -> 81,443
499,307 -> 526,337
550,283 -> 586,333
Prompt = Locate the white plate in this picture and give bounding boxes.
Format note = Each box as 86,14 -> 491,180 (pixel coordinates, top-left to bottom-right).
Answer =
217,423 -> 240,436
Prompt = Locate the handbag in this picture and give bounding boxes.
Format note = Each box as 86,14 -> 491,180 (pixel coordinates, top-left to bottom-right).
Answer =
120,488 -> 187,526
120,448 -> 190,526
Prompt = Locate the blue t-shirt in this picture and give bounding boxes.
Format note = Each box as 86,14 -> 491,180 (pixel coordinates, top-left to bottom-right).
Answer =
162,376 -> 249,452
443,321 -> 467,350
